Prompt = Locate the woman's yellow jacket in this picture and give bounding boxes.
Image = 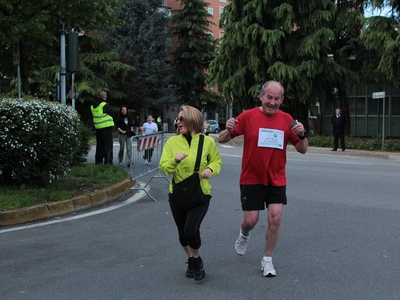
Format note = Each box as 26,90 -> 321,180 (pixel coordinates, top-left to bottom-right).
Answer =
159,133 -> 222,195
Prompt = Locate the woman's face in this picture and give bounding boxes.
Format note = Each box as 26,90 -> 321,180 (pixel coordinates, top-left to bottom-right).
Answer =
177,112 -> 187,134
121,107 -> 127,114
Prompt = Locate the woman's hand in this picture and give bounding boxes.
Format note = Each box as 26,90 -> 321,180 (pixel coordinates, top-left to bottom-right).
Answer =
174,152 -> 188,163
201,168 -> 213,179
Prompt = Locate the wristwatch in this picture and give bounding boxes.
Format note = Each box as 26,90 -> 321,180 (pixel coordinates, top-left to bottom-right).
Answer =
298,132 -> 307,140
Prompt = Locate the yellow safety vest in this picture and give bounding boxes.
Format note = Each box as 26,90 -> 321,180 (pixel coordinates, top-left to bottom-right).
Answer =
91,102 -> 114,129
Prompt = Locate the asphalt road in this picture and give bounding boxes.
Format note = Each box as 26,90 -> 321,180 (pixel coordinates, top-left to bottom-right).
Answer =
1,141 -> 400,300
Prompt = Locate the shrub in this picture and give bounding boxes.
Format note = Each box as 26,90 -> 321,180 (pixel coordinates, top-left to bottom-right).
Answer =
0,97 -> 90,187
72,123 -> 91,166
308,135 -> 400,152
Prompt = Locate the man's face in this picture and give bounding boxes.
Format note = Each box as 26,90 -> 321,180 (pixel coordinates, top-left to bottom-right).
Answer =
147,116 -> 153,123
336,109 -> 341,115
259,83 -> 284,116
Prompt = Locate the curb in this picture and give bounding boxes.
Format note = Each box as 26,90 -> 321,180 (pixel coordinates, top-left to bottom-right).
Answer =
0,179 -> 135,228
213,136 -> 400,161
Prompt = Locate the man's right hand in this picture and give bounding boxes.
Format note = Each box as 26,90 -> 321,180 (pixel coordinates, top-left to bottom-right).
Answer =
225,118 -> 237,132
218,118 -> 237,143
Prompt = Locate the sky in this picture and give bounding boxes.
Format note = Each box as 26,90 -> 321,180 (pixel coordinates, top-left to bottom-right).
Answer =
365,5 -> 393,17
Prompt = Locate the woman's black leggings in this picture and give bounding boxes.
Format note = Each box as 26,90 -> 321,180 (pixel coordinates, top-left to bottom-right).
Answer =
168,194 -> 210,250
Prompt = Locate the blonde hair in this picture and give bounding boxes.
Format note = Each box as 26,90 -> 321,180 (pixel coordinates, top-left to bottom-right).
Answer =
179,105 -> 204,135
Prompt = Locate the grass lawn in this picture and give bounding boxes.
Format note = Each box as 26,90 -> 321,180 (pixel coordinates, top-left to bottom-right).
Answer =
0,164 -> 130,212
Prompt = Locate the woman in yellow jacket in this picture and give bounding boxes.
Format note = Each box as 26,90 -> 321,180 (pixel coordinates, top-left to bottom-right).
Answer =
159,105 -> 222,281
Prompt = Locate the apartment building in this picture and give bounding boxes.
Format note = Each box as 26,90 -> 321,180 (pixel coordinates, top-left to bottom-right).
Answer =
165,0 -> 229,41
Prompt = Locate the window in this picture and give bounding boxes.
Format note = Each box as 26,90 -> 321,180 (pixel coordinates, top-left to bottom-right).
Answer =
208,7 -> 213,15
219,0 -> 227,2
219,6 -> 224,14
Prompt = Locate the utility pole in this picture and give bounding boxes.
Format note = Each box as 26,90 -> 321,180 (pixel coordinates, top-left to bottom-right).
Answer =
67,29 -> 79,109
60,24 -> 67,105
13,40 -> 21,98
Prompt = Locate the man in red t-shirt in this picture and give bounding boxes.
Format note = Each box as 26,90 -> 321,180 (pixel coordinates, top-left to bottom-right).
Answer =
218,80 -> 308,277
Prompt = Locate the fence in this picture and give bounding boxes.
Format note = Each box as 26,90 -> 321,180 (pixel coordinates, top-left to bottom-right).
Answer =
129,132 -> 170,201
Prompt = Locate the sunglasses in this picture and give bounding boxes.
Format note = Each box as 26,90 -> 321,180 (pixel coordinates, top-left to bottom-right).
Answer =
177,116 -> 184,122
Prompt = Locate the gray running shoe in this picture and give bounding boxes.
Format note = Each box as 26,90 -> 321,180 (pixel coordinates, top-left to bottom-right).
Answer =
235,232 -> 249,255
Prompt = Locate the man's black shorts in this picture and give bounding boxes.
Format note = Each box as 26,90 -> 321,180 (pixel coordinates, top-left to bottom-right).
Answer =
240,184 -> 287,211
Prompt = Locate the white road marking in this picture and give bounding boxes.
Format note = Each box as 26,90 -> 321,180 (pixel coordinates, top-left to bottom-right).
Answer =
218,144 -> 235,148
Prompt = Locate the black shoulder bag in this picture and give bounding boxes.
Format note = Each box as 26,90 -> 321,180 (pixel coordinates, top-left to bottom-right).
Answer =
172,134 -> 207,211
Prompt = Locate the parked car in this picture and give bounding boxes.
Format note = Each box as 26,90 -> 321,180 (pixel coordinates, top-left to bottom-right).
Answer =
208,119 -> 219,133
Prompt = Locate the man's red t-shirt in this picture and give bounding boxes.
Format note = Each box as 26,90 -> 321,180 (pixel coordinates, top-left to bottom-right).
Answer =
231,108 -> 299,186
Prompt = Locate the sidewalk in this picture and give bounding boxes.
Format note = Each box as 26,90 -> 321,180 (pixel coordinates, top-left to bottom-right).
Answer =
1,136 -> 399,227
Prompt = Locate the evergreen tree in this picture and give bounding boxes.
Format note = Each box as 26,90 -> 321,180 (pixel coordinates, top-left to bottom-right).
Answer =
0,0 -> 123,96
362,0 -> 400,87
69,34 -> 135,123
208,0 -> 357,122
105,0 -> 174,113
323,0 -> 367,134
170,0 -> 219,107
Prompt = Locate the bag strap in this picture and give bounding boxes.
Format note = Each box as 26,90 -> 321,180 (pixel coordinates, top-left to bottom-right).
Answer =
173,134 -> 205,186
194,134 -> 204,173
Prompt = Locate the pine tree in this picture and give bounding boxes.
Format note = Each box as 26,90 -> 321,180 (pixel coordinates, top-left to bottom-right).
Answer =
170,0 -> 218,107
63,34 -> 135,123
362,0 -> 400,86
209,0 -> 357,121
105,0 -> 174,112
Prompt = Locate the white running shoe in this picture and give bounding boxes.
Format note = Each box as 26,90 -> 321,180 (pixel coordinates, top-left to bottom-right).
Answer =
144,159 -> 149,165
234,232 -> 249,255
261,256 -> 276,277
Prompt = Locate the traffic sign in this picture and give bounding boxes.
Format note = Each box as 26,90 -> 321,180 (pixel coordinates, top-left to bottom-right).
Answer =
371,91 -> 387,150
372,91 -> 385,99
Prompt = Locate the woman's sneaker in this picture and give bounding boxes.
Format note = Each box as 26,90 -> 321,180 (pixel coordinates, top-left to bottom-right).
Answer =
193,256 -> 205,281
186,257 -> 194,278
261,256 -> 276,277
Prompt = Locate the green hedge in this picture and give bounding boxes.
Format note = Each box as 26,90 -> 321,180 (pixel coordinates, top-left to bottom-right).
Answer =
0,97 -> 90,187
307,134 -> 400,152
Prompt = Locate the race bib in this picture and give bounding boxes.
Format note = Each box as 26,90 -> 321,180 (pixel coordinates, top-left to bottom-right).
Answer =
258,128 -> 284,149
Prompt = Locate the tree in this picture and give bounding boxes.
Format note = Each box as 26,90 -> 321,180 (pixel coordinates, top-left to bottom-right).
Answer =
170,0 -> 219,108
361,0 -> 400,87
104,0 -> 174,114
0,0 -> 123,96
208,0 -> 357,124
69,34 -> 135,124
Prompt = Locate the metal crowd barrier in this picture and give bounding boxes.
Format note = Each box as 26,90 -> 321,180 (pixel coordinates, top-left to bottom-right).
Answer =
129,132 -> 170,201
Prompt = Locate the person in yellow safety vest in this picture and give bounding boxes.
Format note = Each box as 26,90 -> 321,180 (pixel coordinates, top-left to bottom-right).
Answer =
91,91 -> 115,164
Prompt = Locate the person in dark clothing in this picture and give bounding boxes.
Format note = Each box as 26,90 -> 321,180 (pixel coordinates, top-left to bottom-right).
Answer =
331,108 -> 346,151
91,91 -> 114,164
116,105 -> 134,167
